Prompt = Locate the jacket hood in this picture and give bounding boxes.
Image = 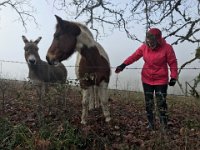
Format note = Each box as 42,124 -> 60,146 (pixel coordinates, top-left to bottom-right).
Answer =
147,28 -> 162,45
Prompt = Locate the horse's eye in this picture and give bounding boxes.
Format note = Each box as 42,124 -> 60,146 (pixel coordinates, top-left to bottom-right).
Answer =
54,33 -> 60,39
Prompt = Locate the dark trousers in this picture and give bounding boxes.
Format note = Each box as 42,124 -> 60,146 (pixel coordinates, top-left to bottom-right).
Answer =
142,83 -> 168,126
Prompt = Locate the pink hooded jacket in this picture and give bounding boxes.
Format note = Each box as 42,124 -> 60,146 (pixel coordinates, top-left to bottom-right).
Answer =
123,29 -> 178,85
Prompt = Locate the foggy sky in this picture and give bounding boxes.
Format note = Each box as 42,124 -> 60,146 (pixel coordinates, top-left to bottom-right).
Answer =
0,0 -> 199,95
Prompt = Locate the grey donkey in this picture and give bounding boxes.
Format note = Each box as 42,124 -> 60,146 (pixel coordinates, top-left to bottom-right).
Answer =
22,35 -> 67,84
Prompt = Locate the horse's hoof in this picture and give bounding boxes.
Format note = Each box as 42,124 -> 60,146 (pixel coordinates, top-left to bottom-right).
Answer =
81,120 -> 87,125
105,117 -> 111,122
95,104 -> 100,109
89,106 -> 94,110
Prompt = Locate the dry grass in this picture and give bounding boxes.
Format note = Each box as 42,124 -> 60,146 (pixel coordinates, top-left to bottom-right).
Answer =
0,79 -> 200,149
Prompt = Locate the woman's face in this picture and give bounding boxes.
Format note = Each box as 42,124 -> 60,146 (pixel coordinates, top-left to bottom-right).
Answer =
146,32 -> 158,50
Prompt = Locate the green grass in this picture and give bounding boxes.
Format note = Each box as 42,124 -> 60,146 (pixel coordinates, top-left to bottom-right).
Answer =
0,118 -> 34,150
0,118 -> 87,150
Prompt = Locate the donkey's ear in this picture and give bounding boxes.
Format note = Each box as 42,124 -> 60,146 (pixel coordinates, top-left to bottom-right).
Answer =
22,35 -> 29,43
34,37 -> 42,45
55,15 -> 64,29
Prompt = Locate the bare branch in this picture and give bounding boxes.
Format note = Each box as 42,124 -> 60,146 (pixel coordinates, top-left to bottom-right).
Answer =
0,0 -> 37,30
49,0 -> 200,46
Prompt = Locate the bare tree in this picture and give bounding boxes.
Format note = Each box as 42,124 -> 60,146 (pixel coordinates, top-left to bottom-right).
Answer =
0,0 -> 37,30
49,0 -> 200,96
49,0 -> 200,45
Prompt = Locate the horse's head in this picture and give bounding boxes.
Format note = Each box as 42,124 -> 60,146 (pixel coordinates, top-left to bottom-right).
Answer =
22,35 -> 42,65
46,15 -> 81,65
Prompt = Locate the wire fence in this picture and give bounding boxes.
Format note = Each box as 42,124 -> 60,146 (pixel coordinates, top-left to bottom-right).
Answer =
1,59 -> 200,149
0,59 -> 200,97
1,59 -> 200,70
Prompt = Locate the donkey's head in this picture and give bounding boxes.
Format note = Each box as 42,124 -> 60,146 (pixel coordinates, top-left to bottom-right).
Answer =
46,15 -> 82,65
22,35 -> 42,65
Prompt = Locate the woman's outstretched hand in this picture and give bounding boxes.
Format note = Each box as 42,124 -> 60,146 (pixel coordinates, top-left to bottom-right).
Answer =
169,78 -> 176,86
115,63 -> 127,73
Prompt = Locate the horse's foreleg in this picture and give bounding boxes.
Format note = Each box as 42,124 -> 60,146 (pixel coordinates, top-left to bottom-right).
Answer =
81,88 -> 90,124
89,86 -> 100,110
98,82 -> 111,122
89,86 -> 94,110
94,86 -> 100,108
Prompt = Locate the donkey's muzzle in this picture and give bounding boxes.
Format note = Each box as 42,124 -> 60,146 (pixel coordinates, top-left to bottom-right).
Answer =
28,59 -> 36,65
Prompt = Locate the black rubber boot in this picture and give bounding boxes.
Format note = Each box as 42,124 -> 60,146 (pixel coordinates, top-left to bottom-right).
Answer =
156,91 -> 168,131
146,113 -> 155,130
143,83 -> 156,130
160,113 -> 168,131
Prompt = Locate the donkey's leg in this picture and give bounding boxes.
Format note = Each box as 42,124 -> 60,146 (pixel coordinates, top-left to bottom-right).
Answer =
81,88 -> 91,124
98,81 -> 111,122
35,82 -> 46,111
43,82 -> 48,104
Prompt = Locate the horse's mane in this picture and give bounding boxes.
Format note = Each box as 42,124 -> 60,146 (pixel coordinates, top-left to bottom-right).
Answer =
73,22 -> 110,63
73,22 -> 94,39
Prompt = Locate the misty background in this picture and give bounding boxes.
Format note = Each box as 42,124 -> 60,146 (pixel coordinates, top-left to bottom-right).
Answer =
0,0 -> 200,95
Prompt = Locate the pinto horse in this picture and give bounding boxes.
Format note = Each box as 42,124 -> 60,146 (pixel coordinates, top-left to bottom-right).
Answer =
46,15 -> 111,124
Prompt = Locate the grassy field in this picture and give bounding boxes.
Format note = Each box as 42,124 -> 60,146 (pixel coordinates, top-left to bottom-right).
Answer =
0,79 -> 200,150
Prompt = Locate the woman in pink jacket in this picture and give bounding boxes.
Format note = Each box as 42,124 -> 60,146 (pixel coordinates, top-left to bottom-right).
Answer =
115,28 -> 178,130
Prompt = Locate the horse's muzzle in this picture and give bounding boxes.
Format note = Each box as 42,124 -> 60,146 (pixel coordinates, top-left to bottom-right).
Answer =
46,55 -> 53,65
46,55 -> 59,65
